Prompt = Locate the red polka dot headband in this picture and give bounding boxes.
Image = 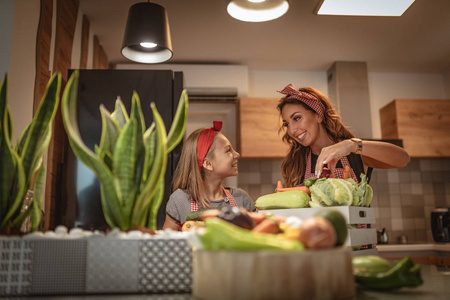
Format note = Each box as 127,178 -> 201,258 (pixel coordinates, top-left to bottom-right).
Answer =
277,84 -> 325,119
197,121 -> 223,170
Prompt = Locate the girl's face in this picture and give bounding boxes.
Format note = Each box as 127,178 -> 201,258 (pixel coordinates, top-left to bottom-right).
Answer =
281,103 -> 323,147
206,133 -> 240,177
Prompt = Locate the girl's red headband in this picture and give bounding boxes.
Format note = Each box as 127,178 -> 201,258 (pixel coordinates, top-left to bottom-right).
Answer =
277,84 -> 325,119
197,121 -> 223,170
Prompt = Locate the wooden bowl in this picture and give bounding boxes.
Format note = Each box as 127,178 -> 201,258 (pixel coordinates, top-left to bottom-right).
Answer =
193,246 -> 355,300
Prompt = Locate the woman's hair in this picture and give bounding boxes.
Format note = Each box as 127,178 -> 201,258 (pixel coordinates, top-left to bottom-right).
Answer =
277,87 -> 354,187
172,128 -> 219,208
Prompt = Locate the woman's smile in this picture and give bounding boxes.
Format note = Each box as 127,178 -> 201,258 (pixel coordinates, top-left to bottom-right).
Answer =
297,131 -> 307,141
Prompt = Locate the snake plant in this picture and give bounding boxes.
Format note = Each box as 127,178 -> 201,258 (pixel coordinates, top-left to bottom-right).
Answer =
61,71 -> 188,231
0,73 -> 61,232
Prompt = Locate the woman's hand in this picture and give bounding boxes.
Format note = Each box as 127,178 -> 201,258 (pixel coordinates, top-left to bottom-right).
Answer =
314,139 -> 411,177
315,140 -> 356,178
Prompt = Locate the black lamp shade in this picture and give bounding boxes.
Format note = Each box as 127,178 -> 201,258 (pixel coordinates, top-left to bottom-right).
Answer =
121,2 -> 173,63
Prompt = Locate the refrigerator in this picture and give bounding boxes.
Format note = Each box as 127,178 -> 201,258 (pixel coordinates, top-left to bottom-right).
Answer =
57,69 -> 184,231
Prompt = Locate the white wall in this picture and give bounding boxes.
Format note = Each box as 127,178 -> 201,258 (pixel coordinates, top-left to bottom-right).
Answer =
248,70 -> 328,98
368,72 -> 447,138
116,63 -> 249,97
71,7 -> 83,70
0,0 -> 15,79
8,0 -> 40,143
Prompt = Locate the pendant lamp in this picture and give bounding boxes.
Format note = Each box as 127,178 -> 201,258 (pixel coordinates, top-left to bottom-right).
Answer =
227,0 -> 289,22
121,2 -> 173,63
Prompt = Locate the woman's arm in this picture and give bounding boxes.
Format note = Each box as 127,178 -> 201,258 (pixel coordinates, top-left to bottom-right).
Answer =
359,140 -> 410,169
316,139 -> 410,176
163,214 -> 181,231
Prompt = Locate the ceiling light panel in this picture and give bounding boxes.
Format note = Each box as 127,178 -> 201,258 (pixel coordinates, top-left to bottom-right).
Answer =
317,0 -> 415,16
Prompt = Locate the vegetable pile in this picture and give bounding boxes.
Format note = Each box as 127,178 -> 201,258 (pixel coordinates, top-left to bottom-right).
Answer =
189,207 -> 348,251
188,208 -> 424,291
255,174 -> 373,210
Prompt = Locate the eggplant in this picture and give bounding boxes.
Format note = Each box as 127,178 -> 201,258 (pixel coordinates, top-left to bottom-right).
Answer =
217,207 -> 254,230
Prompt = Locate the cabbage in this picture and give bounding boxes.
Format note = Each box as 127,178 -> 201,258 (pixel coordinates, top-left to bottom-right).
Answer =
308,175 -> 373,207
309,178 -> 335,206
345,178 -> 363,206
358,174 -> 372,207
329,178 -> 353,206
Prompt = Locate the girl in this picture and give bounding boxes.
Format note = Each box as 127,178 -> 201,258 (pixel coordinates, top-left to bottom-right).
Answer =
163,121 -> 255,230
277,84 -> 410,187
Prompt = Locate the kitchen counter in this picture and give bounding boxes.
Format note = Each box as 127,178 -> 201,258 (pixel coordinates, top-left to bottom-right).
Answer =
13,264 -> 450,300
377,243 -> 450,252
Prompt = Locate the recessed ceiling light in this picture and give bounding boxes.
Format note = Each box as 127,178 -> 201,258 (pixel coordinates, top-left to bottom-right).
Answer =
317,0 -> 415,16
227,0 -> 290,22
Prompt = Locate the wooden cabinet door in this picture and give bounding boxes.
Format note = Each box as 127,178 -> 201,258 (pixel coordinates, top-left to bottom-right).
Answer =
239,97 -> 289,158
380,99 -> 450,157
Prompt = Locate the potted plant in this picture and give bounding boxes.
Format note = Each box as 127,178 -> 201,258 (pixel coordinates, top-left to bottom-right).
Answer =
61,71 -> 188,231
0,73 -> 61,234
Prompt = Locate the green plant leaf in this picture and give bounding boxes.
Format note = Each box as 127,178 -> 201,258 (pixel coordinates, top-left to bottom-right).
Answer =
130,94 -> 146,195
147,178 -> 165,230
61,71 -> 126,229
30,165 -> 45,231
0,76 -> 15,220
98,104 -> 121,161
0,75 -> 16,220
20,73 -> 60,189
0,150 -> 26,230
142,123 -> 155,184
131,103 -> 167,228
130,92 -> 146,137
113,118 -> 137,223
0,75 -> 13,145
15,122 -> 31,156
166,89 -> 188,153
0,134 -> 15,223
111,97 -> 129,128
31,127 -> 52,173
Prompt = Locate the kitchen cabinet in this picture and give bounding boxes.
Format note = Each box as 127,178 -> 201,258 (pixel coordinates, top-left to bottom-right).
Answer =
380,99 -> 450,157
239,97 -> 289,158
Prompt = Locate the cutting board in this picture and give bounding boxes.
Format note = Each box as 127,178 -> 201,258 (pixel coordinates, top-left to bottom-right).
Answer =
193,247 -> 355,300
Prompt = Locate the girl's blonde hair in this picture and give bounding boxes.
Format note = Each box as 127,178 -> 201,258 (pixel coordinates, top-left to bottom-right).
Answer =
277,87 -> 354,187
172,128 -> 219,208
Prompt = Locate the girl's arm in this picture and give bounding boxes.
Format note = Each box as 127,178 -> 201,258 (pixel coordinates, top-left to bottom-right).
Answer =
163,214 -> 181,231
316,140 -> 410,176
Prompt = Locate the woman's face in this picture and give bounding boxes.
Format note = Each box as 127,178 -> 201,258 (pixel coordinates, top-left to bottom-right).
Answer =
281,103 -> 323,147
207,133 -> 240,177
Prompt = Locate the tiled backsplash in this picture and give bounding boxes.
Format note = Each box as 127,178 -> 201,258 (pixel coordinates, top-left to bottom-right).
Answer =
238,158 -> 450,244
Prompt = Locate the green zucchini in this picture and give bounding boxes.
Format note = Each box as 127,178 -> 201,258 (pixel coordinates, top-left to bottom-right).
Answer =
255,190 -> 310,210
185,206 -> 226,221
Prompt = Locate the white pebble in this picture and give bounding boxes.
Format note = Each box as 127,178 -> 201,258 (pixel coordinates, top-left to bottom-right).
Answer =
54,225 -> 68,236
44,231 -> 56,238
22,231 -> 45,239
127,230 -> 144,238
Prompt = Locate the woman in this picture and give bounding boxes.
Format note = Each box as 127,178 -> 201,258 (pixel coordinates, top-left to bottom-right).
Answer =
163,121 -> 255,231
277,84 -> 410,186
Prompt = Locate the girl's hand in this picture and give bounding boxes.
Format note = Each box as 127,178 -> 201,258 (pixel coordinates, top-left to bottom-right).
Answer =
315,140 -> 356,178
